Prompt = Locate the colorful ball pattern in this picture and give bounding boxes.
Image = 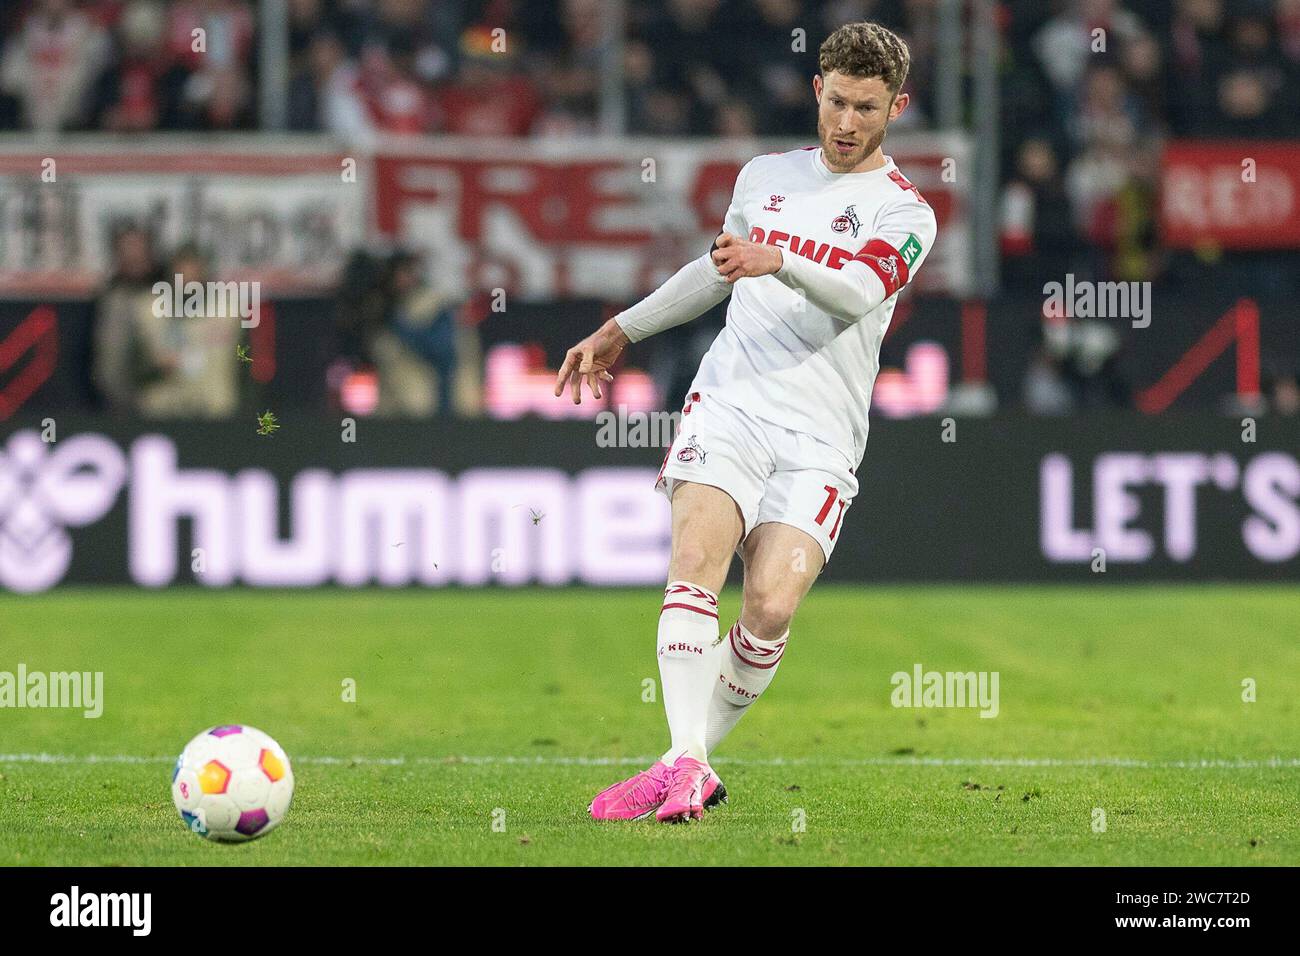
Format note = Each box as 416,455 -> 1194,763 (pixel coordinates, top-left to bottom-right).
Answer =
172,725 -> 294,842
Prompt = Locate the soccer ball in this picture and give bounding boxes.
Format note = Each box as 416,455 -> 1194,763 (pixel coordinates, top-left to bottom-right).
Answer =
171,725 -> 294,842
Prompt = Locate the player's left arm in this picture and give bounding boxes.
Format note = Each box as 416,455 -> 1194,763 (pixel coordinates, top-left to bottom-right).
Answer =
713,199 -> 937,320
778,199 -> 936,318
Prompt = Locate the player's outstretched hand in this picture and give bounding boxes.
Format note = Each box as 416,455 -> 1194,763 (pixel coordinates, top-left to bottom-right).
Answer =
712,232 -> 783,284
554,319 -> 628,404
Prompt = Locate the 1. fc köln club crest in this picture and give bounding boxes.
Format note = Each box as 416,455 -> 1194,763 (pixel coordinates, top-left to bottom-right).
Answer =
677,435 -> 707,464
831,204 -> 862,238
860,249 -> 901,283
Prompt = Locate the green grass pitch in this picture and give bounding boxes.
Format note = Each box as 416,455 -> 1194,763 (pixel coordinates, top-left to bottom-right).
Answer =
1,586 -> 1296,866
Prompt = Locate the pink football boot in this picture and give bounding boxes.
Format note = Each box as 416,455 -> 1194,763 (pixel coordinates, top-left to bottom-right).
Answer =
589,760 -> 727,821
655,756 -> 717,823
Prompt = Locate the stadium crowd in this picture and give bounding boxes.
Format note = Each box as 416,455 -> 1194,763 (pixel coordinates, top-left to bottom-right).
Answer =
1,0 -> 1297,416
7,1 -> 1298,227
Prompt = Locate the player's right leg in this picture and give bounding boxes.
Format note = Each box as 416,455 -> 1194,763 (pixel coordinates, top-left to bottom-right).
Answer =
653,481 -> 744,821
589,481 -> 742,821
659,480 -> 744,750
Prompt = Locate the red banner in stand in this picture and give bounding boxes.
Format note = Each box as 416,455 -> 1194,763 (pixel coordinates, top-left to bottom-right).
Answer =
371,135 -> 972,299
1161,141 -> 1300,249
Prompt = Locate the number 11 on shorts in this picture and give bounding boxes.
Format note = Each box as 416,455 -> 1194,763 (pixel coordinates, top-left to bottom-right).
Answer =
815,485 -> 848,541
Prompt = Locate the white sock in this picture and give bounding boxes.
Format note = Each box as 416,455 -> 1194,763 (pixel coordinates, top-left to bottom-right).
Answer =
656,581 -> 720,764
705,621 -> 788,753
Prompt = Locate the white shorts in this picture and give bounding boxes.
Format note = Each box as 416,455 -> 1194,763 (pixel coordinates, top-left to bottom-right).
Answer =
655,391 -> 860,564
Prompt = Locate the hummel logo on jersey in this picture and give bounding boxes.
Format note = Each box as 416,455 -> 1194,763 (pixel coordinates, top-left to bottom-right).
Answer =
763,194 -> 785,212
830,204 -> 861,238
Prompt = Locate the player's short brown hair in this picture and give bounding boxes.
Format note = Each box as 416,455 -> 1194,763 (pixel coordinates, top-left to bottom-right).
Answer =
818,22 -> 911,94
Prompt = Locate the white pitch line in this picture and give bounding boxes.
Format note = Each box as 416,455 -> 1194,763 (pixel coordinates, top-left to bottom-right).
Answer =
0,753 -> 1298,770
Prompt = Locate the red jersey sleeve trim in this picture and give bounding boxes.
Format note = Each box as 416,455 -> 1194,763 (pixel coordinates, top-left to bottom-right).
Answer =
887,168 -> 929,204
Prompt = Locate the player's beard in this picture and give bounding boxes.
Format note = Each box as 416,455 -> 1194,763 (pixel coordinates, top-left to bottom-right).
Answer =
818,115 -> 888,173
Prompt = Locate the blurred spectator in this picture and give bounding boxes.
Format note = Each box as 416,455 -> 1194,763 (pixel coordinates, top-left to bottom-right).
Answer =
288,0 -> 329,58
90,0 -> 182,132
436,25 -> 540,135
333,248 -> 390,367
634,0 -> 733,135
92,224 -> 161,412
1167,0 -> 1229,133
165,0 -> 255,71
1033,0 -> 1148,104
360,32 -> 441,134
360,0 -> 455,81
330,247 -> 480,416
134,244 -> 242,418
382,250 -> 459,414
1210,9 -> 1296,136
1063,64 -> 1153,273
737,0 -> 809,135
1281,0 -> 1300,64
1023,347 -> 1077,416
165,0 -> 257,130
0,0 -> 110,133
529,0 -> 602,135
1069,63 -> 1144,151
1001,138 -> 1081,290
288,29 -> 375,140
1117,30 -> 1166,127
1268,371 -> 1300,415
892,0 -> 936,129
714,101 -> 758,137
1025,313 -> 1130,413
631,85 -> 691,136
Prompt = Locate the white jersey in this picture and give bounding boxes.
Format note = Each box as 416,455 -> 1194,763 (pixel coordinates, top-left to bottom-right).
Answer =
689,146 -> 938,464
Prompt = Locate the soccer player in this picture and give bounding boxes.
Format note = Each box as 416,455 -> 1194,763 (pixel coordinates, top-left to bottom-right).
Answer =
555,21 -> 938,823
